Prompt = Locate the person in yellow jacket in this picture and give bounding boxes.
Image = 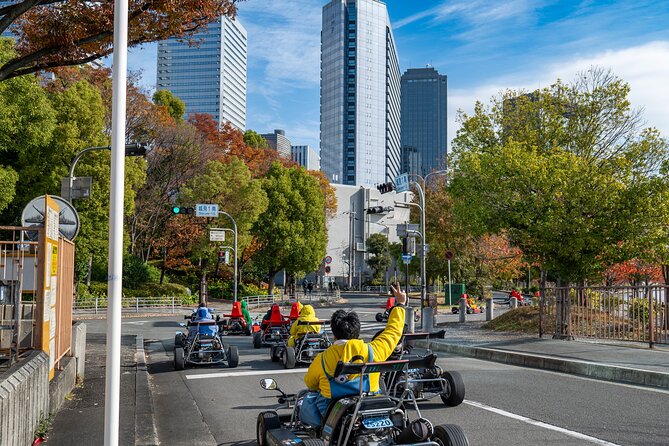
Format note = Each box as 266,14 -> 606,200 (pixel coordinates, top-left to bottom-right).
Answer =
299,283 -> 406,427
288,304 -> 321,347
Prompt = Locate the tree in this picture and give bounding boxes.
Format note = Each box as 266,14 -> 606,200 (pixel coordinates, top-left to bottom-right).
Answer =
251,162 -> 327,295
366,233 -> 390,281
152,90 -> 185,122
450,68 -> 669,284
0,166 -> 17,212
0,1 -> 238,81
243,130 -> 268,149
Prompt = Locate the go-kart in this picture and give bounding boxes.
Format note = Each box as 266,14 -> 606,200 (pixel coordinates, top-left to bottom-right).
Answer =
256,358 -> 469,446
450,298 -> 485,314
174,314 -> 239,370
221,301 -> 251,336
278,320 -> 331,369
379,329 -> 465,407
253,304 -> 292,362
376,307 -> 420,323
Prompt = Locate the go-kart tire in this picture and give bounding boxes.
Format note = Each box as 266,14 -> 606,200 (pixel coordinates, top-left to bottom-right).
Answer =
174,347 -> 185,371
270,346 -> 281,362
245,326 -> 252,336
228,346 -> 239,368
432,424 -> 469,446
256,411 -> 281,446
174,333 -> 184,348
375,313 -> 384,322
451,307 -> 458,314
440,370 -> 465,407
466,308 -> 472,314
253,332 -> 262,349
283,346 -> 296,369
300,439 -> 325,446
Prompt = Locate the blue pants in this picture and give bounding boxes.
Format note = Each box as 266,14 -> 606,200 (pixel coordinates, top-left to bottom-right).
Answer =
299,392 -> 330,427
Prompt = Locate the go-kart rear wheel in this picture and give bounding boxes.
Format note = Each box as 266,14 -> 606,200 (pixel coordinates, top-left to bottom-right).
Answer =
283,346 -> 296,369
227,346 -> 239,368
270,346 -> 281,362
174,333 -> 184,348
440,370 -> 465,406
245,326 -> 252,336
432,424 -> 469,446
375,313 -> 384,322
256,410 -> 281,446
253,332 -> 262,349
174,347 -> 185,371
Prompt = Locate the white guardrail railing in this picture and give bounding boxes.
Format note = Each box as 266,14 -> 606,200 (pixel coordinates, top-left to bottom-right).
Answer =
241,291 -> 341,310
73,296 -> 183,314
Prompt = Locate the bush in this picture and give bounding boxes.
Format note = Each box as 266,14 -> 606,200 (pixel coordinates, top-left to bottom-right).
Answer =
123,255 -> 150,289
146,263 -> 162,283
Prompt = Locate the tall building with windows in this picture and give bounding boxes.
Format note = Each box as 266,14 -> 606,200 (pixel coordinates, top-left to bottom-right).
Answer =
261,129 -> 292,158
291,145 -> 320,171
401,67 -> 447,176
157,16 -> 247,130
320,0 -> 400,187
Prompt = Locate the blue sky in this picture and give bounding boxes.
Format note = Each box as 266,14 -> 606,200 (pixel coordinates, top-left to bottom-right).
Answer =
125,0 -> 669,152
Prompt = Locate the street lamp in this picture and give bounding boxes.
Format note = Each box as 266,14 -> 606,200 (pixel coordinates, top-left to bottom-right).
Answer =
217,211 -> 238,302
64,143 -> 148,202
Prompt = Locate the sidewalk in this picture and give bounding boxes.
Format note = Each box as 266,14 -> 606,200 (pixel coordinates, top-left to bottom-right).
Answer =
422,321 -> 669,389
45,332 -> 156,445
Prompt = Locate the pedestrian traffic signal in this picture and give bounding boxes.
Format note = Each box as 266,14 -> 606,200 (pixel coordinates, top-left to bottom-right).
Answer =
172,206 -> 194,215
376,182 -> 395,194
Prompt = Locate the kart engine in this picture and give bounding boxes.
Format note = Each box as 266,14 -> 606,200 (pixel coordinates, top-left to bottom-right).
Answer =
229,321 -> 243,332
353,431 -> 395,446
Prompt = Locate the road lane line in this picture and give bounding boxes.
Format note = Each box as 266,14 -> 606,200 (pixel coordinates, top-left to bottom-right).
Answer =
464,400 -> 621,446
186,368 -> 307,380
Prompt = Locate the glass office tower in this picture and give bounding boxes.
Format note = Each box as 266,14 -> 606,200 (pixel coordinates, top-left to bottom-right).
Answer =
401,67 -> 448,177
157,16 -> 247,130
320,0 -> 400,187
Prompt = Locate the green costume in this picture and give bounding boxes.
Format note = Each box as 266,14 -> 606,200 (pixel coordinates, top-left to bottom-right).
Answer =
241,300 -> 252,326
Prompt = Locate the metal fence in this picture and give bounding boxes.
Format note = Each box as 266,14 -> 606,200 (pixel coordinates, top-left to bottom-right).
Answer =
540,286 -> 669,347
241,290 -> 340,311
73,296 -> 184,314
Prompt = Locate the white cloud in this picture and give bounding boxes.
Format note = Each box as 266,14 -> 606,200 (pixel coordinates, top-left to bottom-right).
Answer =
447,41 -> 669,149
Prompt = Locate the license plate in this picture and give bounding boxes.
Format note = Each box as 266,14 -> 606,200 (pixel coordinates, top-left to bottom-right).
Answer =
362,417 -> 393,429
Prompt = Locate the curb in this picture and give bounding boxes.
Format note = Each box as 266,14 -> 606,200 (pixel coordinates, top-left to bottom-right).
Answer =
418,340 -> 669,390
135,335 -> 159,446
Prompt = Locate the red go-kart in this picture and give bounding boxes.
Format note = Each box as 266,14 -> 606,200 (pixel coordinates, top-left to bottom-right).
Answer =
252,304 -> 291,361
221,301 -> 251,336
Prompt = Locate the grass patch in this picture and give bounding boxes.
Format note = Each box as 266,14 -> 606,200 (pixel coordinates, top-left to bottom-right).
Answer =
483,306 -> 540,333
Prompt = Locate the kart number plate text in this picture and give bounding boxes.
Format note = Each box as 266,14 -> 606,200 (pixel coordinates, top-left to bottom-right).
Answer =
362,417 -> 393,429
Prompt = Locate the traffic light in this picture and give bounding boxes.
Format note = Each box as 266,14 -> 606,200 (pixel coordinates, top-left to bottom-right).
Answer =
376,182 -> 395,194
172,206 -> 194,215
366,206 -> 395,214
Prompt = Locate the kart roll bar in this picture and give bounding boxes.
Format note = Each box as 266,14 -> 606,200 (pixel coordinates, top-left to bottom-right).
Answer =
297,320 -> 330,326
334,359 -> 409,378
402,330 -> 445,341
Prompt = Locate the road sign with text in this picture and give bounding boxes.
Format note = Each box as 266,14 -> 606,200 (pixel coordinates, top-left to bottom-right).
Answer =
196,203 -> 219,217
395,173 -> 409,193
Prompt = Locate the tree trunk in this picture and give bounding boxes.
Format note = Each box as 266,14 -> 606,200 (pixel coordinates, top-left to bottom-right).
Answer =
267,270 -> 279,296
159,248 -> 166,285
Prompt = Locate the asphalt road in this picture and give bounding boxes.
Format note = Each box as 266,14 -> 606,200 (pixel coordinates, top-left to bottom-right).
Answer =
82,293 -> 669,445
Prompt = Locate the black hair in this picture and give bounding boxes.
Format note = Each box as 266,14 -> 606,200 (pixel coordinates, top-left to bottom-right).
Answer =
330,310 -> 360,340
198,302 -> 206,308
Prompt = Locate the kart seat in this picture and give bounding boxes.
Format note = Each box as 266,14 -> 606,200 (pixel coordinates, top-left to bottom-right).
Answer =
359,395 -> 397,412
289,302 -> 302,320
268,304 -> 288,326
224,301 -> 244,319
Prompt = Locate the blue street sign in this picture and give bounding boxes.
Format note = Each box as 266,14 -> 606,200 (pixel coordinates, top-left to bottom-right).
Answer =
196,203 -> 219,217
395,173 -> 409,193
401,254 -> 413,263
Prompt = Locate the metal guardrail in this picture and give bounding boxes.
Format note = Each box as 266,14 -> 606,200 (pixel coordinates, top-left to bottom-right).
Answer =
362,285 -> 427,293
73,296 -> 183,314
541,285 -> 669,347
241,290 -> 340,310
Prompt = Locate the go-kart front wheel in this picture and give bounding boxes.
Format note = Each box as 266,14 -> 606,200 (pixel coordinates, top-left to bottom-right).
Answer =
256,411 -> 281,446
440,370 -> 465,406
375,313 -> 384,322
174,333 -> 184,348
253,332 -> 262,349
270,346 -> 281,362
228,346 -> 239,368
283,346 -> 296,369
432,424 -> 469,446
174,347 -> 185,371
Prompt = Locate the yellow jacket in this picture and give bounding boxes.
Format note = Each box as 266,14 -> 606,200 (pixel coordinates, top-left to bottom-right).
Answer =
304,306 -> 405,398
288,305 -> 321,347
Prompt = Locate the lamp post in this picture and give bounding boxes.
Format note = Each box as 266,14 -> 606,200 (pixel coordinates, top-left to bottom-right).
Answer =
218,211 -> 238,302
65,143 -> 147,202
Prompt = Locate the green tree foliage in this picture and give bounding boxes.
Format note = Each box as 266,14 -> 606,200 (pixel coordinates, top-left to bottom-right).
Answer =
152,90 -> 186,122
251,162 -> 327,294
450,68 -> 669,284
366,233 -> 391,280
243,130 -> 268,149
178,157 -> 268,261
0,166 -> 17,212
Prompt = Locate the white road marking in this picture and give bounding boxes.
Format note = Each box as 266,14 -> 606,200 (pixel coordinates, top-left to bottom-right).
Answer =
123,320 -> 149,325
186,368 -> 307,380
464,400 -> 621,446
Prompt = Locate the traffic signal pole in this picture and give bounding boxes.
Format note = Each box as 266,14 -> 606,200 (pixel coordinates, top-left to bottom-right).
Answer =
218,211 -> 238,302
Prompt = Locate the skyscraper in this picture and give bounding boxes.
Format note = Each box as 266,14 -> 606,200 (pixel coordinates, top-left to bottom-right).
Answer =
320,0 -> 400,187
157,16 -> 247,130
261,129 -> 292,158
291,145 -> 321,171
401,67 -> 448,176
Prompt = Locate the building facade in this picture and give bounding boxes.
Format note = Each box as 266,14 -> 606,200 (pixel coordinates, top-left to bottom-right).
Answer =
320,0 -> 401,187
401,67 -> 448,176
157,16 -> 247,130
261,129 -> 292,158
291,145 -> 321,171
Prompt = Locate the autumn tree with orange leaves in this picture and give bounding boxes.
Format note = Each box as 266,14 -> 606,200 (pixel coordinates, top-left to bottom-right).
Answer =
0,0 -> 239,81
